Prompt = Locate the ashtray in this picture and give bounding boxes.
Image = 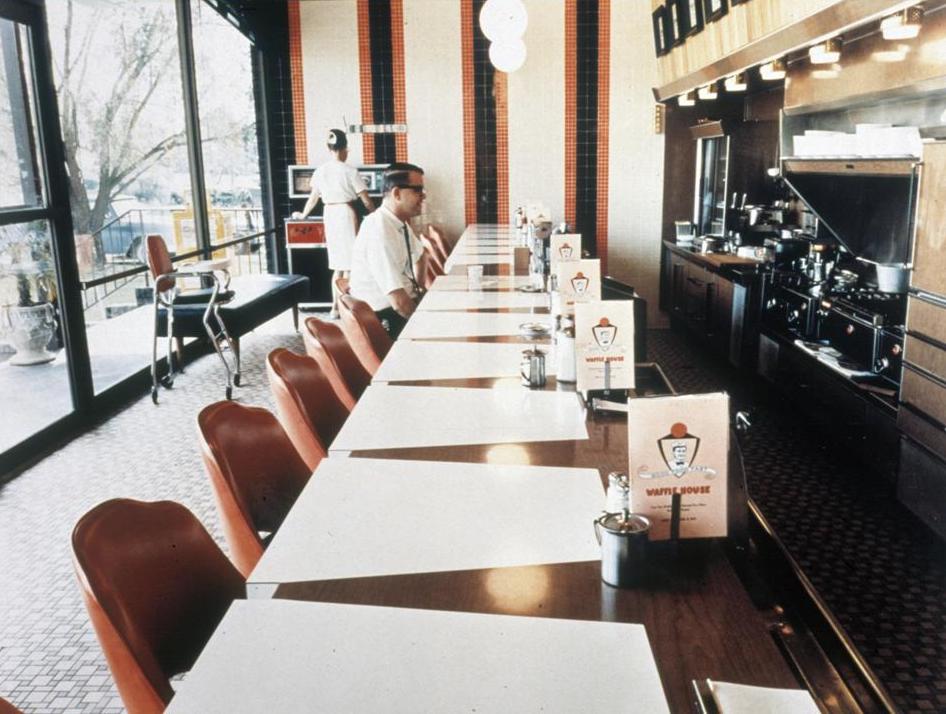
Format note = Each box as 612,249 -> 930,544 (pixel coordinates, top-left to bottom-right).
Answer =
518,321 -> 550,337
517,285 -> 543,293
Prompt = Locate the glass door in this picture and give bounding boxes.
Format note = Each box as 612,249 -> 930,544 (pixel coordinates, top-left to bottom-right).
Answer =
0,2 -> 86,458
696,135 -> 729,237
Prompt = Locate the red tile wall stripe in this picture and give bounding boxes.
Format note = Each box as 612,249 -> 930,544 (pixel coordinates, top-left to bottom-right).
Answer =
287,0 -> 307,164
357,0 -> 376,162
564,0 -> 577,227
461,0 -> 477,225
596,0 -> 610,272
390,0 -> 408,162
494,71 -> 509,224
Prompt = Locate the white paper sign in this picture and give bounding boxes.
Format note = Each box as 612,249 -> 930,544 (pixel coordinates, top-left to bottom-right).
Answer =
550,233 -> 581,270
555,259 -> 600,313
627,393 -> 729,541
574,301 -> 635,392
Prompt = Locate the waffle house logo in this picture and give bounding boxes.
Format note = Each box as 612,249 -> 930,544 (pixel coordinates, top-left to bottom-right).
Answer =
638,422 -> 718,479
571,271 -> 589,295
592,318 -> 617,350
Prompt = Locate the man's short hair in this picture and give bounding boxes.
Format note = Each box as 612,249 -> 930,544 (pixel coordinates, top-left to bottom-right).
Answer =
383,162 -> 424,194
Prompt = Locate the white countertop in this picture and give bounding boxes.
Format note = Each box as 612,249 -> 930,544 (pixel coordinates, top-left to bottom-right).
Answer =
329,384 -> 587,452
401,310 -> 552,339
418,290 -> 549,311
374,340 -> 556,382
168,600 -> 669,714
249,457 -> 603,586
429,274 -> 533,291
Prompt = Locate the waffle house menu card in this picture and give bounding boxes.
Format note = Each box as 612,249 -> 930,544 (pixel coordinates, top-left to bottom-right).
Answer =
574,301 -> 635,392
555,258 -> 601,311
627,393 -> 729,540
549,233 -> 581,270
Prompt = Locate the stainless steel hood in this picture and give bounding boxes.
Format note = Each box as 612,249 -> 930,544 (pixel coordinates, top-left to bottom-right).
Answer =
781,158 -> 919,264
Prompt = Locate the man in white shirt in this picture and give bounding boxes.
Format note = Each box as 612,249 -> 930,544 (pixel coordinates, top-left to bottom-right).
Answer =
349,162 -> 427,337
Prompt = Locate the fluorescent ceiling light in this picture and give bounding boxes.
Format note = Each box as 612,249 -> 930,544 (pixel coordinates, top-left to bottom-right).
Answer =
678,91 -> 696,107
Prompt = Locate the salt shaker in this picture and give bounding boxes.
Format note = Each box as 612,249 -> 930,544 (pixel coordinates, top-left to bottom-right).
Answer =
605,472 -> 630,514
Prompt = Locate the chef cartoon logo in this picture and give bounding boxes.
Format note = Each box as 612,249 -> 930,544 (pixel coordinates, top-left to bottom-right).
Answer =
638,422 -> 717,479
559,242 -> 574,260
592,318 -> 617,350
571,271 -> 589,295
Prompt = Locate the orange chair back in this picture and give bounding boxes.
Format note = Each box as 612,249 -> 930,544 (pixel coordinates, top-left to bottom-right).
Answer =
334,276 -> 351,295
338,293 -> 393,374
302,317 -> 370,409
421,236 -> 446,273
0,697 -> 23,714
197,401 -> 311,577
266,348 -> 350,471
72,499 -> 245,714
145,235 -> 175,292
427,225 -> 451,262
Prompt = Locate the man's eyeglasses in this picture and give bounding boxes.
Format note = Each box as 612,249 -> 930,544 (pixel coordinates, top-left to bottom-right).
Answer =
396,184 -> 426,194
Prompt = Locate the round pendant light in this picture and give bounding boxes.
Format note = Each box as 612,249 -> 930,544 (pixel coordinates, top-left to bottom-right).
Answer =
479,0 -> 528,43
489,38 -> 527,73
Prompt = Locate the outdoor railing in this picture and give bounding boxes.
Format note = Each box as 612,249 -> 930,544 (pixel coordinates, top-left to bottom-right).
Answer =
79,224 -> 273,323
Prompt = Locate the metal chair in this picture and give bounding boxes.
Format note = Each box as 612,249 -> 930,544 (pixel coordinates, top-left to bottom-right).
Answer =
145,234 -> 240,404
72,499 -> 245,714
302,316 -> 371,409
197,400 -> 311,577
338,293 -> 393,374
266,348 -> 350,471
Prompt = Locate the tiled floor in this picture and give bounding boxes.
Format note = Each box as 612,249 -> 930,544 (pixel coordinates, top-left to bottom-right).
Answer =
0,325 -> 943,713
0,314 -> 302,713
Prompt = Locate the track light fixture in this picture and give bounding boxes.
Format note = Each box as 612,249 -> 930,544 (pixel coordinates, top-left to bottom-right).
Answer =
724,72 -> 747,92
809,37 -> 842,65
760,58 -> 786,81
881,6 -> 923,40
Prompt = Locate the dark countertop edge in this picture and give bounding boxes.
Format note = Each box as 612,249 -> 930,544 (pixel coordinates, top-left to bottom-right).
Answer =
760,327 -> 900,415
663,241 -> 765,282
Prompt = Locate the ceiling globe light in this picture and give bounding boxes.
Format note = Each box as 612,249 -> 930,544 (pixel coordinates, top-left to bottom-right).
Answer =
809,38 -> 842,64
881,6 -> 923,40
489,39 -> 527,73
678,91 -> 696,107
760,58 -> 786,81
479,0 -> 528,43
724,72 -> 747,92
698,84 -> 718,100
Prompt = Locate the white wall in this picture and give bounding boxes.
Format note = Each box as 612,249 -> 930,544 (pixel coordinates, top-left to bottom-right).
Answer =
607,2 -> 667,327
299,1 -> 364,166
297,1 -> 665,320
507,0 -> 565,227
403,0 -> 465,241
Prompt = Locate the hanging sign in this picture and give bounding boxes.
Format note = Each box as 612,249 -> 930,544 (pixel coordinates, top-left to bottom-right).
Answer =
627,393 -> 730,541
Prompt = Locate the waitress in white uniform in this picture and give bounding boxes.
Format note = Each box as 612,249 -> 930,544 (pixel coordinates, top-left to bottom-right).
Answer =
293,129 -> 374,313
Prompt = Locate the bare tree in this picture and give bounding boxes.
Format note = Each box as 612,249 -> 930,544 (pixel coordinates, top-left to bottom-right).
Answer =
55,0 -> 187,235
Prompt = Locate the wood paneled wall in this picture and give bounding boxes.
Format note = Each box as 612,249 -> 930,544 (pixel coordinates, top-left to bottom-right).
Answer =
653,0 -> 839,86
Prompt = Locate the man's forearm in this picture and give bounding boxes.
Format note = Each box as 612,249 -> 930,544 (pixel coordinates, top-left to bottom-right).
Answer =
387,288 -> 416,318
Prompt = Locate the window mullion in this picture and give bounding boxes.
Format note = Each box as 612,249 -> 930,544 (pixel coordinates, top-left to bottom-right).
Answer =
175,0 -> 211,258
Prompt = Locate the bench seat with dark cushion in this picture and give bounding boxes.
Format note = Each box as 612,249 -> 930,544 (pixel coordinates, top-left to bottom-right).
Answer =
156,274 -> 309,350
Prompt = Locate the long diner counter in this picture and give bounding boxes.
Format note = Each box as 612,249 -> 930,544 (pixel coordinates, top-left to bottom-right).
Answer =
171,223 -> 891,714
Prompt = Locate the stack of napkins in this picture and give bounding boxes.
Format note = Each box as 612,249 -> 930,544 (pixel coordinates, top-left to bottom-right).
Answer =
709,680 -> 820,714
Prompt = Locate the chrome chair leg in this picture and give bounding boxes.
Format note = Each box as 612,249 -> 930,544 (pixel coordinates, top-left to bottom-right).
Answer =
162,303 -> 176,389
151,293 -> 161,404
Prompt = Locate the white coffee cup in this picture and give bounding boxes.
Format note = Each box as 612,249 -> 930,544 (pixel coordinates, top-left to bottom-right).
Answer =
467,264 -> 484,290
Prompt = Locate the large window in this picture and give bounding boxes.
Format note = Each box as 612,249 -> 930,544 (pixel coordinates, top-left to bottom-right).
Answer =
0,13 -> 73,454
192,1 -> 266,273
